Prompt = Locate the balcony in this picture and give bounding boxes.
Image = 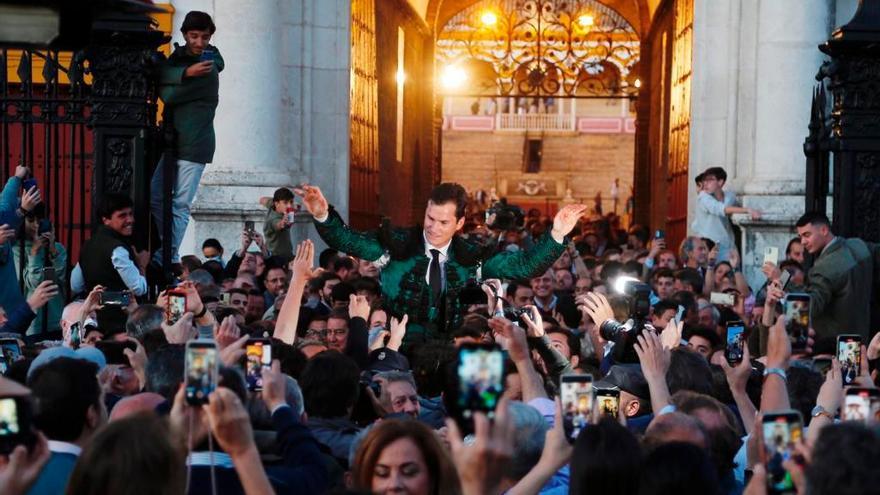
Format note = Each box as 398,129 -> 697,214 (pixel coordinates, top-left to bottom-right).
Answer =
497,113 -> 574,131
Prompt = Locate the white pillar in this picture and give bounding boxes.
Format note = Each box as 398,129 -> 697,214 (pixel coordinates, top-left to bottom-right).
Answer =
689,0 -> 833,288
176,0 -> 351,257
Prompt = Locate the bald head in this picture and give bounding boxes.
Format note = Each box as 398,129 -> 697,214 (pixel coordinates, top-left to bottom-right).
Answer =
643,412 -> 708,451
109,392 -> 165,421
61,301 -> 84,326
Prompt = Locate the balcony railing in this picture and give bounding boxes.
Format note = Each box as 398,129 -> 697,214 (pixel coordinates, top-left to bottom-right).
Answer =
497,113 -> 574,130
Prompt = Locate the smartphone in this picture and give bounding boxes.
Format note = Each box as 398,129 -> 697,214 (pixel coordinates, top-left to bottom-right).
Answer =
42,267 -> 55,283
710,292 -> 736,307
763,247 -> 780,266
22,178 -> 37,192
725,320 -> 746,365
783,294 -> 810,352
673,305 -> 686,325
245,339 -> 272,392
456,343 -> 504,420
811,357 -> 832,377
185,341 -> 219,406
0,339 -> 22,375
761,410 -> 803,495
200,48 -> 215,62
594,387 -> 620,421
100,291 -> 130,307
0,397 -> 34,455
837,334 -> 862,386
843,388 -> 879,423
654,229 -> 665,240
778,270 -> 792,291
95,340 -> 137,366
285,207 -> 296,224
37,219 -> 51,235
244,221 -> 255,235
560,374 -> 593,443
166,290 -> 187,325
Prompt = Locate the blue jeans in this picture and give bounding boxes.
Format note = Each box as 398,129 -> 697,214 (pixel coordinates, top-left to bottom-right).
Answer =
150,156 -> 205,264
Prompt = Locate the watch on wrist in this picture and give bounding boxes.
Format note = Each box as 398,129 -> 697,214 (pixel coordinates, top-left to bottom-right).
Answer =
763,367 -> 787,382
811,405 -> 833,419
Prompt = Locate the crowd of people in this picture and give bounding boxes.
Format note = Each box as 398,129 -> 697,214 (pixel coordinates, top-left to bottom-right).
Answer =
1,162 -> 879,495
3,9 -> 880,495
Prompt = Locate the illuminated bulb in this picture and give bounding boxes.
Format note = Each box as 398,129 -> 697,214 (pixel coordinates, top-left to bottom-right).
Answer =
396,68 -> 406,85
481,11 -> 498,26
613,276 -> 641,295
441,65 -> 468,89
634,78 -> 642,88
577,14 -> 594,28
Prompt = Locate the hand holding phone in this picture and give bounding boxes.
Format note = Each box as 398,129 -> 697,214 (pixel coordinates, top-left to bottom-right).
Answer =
593,388 -> 620,422
99,291 -> 131,307
837,335 -> 862,386
185,341 -> 219,406
710,292 -> 736,307
456,343 -> 504,422
760,410 -> 803,495
725,321 -> 746,365
245,339 -> 272,391
166,290 -> 187,325
763,247 -> 780,266
783,294 -> 810,352
0,396 -> 36,455
561,374 -> 593,443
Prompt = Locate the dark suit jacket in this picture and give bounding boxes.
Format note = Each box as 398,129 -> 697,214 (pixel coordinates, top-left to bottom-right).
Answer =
806,237 -> 880,342
188,406 -> 328,495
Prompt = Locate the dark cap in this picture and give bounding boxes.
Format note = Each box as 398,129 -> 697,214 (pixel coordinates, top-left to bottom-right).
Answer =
594,364 -> 650,400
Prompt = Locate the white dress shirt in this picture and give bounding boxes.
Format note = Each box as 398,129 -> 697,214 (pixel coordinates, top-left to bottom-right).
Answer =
70,247 -> 147,296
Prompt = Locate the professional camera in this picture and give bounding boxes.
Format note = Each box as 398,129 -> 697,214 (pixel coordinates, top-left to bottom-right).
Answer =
599,277 -> 654,364
486,199 -> 524,231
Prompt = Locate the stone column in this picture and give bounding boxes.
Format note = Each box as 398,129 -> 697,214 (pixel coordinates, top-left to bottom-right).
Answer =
170,0 -> 352,258
690,0 -> 834,289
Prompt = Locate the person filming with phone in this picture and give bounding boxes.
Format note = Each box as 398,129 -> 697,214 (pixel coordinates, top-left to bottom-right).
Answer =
296,182 -> 587,344
150,11 -> 224,268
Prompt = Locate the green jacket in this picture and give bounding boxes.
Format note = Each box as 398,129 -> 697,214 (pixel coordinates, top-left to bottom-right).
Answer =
158,44 -> 224,164
12,241 -> 67,335
314,208 -> 566,342
805,237 -> 880,343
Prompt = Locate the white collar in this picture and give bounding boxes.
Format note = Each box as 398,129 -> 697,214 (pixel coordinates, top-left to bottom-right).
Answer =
48,440 -> 82,456
422,231 -> 452,258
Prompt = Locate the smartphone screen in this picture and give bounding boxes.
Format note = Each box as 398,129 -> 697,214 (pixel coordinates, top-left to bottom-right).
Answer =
725,321 -> 746,365
456,344 -> 504,419
100,291 -> 130,307
561,374 -> 593,443
843,388 -> 878,423
245,339 -> 272,391
654,229 -> 664,240
167,293 -> 187,325
710,292 -> 736,306
762,411 -> 803,495
0,398 -> 20,437
0,339 -> 21,375
783,294 -> 810,352
95,341 -> 136,366
185,342 -> 218,405
42,267 -> 55,283
594,388 -> 620,421
200,48 -> 214,62
838,335 -> 862,386
244,221 -> 255,234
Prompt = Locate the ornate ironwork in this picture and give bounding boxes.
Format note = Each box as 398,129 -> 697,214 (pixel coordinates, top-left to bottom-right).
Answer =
810,0 -> 880,242
437,0 -> 640,97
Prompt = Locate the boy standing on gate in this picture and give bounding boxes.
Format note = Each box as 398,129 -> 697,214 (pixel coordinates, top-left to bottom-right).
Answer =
151,11 -> 224,267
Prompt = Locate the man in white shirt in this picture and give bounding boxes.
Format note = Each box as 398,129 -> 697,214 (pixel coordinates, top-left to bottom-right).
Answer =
690,167 -> 760,261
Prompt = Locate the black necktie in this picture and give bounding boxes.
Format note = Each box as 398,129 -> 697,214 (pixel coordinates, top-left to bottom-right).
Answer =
429,249 -> 442,304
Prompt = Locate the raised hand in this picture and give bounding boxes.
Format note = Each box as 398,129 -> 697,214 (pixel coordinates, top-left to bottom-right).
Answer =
289,239 -> 322,281
260,361 -> 287,412
206,388 -> 256,458
0,431 -> 50,495
551,204 -> 588,241
20,186 -> 41,213
26,281 -> 58,312
14,165 -> 29,179
387,314 -> 408,351
577,292 -> 615,327
660,319 -> 683,350
162,312 -> 196,344
446,398 -> 514,495
348,294 -> 370,321
488,317 -> 529,363
0,225 -> 14,245
293,184 -> 329,219
520,304 -> 544,338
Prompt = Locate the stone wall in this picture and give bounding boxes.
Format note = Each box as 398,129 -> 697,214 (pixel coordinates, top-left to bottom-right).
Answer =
442,130 -> 635,215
